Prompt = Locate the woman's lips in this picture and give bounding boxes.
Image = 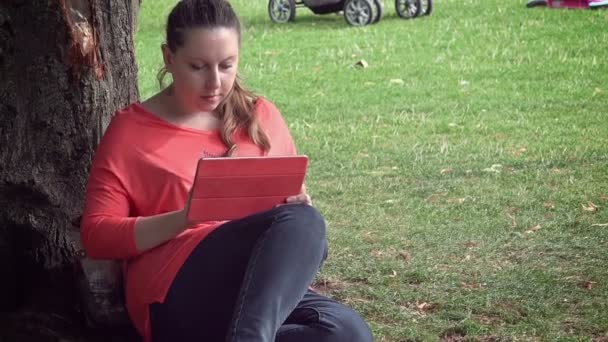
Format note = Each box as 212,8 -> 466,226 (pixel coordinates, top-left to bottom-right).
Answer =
200,95 -> 220,103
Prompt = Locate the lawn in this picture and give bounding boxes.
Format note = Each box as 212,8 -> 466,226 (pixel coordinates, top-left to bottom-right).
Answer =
135,0 -> 608,340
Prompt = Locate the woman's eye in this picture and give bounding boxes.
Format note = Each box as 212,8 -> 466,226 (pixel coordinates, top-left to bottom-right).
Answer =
220,64 -> 233,70
190,64 -> 204,70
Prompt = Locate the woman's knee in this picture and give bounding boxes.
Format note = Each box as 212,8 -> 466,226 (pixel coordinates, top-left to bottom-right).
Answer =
268,204 -> 327,264
273,204 -> 326,238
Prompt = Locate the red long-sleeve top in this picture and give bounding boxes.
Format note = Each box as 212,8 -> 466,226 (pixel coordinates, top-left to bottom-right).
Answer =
80,98 -> 296,342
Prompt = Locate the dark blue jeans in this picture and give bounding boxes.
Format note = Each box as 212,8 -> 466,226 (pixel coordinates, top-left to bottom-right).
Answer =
149,204 -> 373,342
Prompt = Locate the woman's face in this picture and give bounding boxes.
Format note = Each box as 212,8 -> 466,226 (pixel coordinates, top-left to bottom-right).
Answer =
163,27 -> 240,114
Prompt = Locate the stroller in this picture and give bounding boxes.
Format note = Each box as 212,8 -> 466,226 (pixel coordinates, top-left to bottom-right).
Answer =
268,0 -> 433,26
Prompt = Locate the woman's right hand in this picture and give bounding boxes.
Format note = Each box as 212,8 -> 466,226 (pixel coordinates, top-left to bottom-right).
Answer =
134,189 -> 193,252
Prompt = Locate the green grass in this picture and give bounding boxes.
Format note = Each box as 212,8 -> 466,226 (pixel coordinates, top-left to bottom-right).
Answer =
135,1 -> 608,340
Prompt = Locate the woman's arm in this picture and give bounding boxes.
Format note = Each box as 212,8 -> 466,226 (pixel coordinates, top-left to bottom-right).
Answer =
81,163 -> 192,259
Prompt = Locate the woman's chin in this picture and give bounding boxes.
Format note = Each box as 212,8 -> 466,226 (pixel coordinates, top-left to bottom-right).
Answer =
197,105 -> 218,113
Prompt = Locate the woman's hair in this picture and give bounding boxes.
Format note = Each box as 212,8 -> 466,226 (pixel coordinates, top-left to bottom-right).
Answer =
158,0 -> 270,156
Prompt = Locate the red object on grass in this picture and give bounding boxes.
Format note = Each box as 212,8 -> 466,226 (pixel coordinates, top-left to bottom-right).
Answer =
547,0 -> 590,8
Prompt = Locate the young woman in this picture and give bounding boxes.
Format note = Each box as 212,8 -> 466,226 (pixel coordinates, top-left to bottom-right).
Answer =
80,0 -> 373,341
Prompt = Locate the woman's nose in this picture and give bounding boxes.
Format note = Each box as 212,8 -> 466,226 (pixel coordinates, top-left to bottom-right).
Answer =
206,69 -> 221,89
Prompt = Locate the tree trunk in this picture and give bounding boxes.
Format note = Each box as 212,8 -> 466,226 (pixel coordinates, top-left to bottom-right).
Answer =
0,0 -> 140,340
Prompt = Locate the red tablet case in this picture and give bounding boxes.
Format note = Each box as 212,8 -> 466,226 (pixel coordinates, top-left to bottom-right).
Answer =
187,155 -> 308,222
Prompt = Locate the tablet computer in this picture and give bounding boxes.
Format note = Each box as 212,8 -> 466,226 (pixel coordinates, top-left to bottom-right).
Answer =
187,155 -> 308,222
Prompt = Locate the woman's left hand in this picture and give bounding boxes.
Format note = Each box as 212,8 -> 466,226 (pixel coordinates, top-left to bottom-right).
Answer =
285,193 -> 312,206
284,185 -> 313,206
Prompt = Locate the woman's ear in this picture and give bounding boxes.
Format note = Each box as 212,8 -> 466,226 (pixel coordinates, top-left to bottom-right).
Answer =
161,44 -> 174,72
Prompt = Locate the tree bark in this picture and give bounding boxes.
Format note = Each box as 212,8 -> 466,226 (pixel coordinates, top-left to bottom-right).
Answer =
0,0 -> 140,340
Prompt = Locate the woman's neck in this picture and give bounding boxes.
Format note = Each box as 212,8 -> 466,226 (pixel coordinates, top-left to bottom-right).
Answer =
141,89 -> 221,131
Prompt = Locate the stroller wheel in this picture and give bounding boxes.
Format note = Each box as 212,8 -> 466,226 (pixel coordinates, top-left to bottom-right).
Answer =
268,0 -> 296,23
395,0 -> 421,19
420,0 -> 432,15
344,0 -> 375,26
372,0 -> 385,24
